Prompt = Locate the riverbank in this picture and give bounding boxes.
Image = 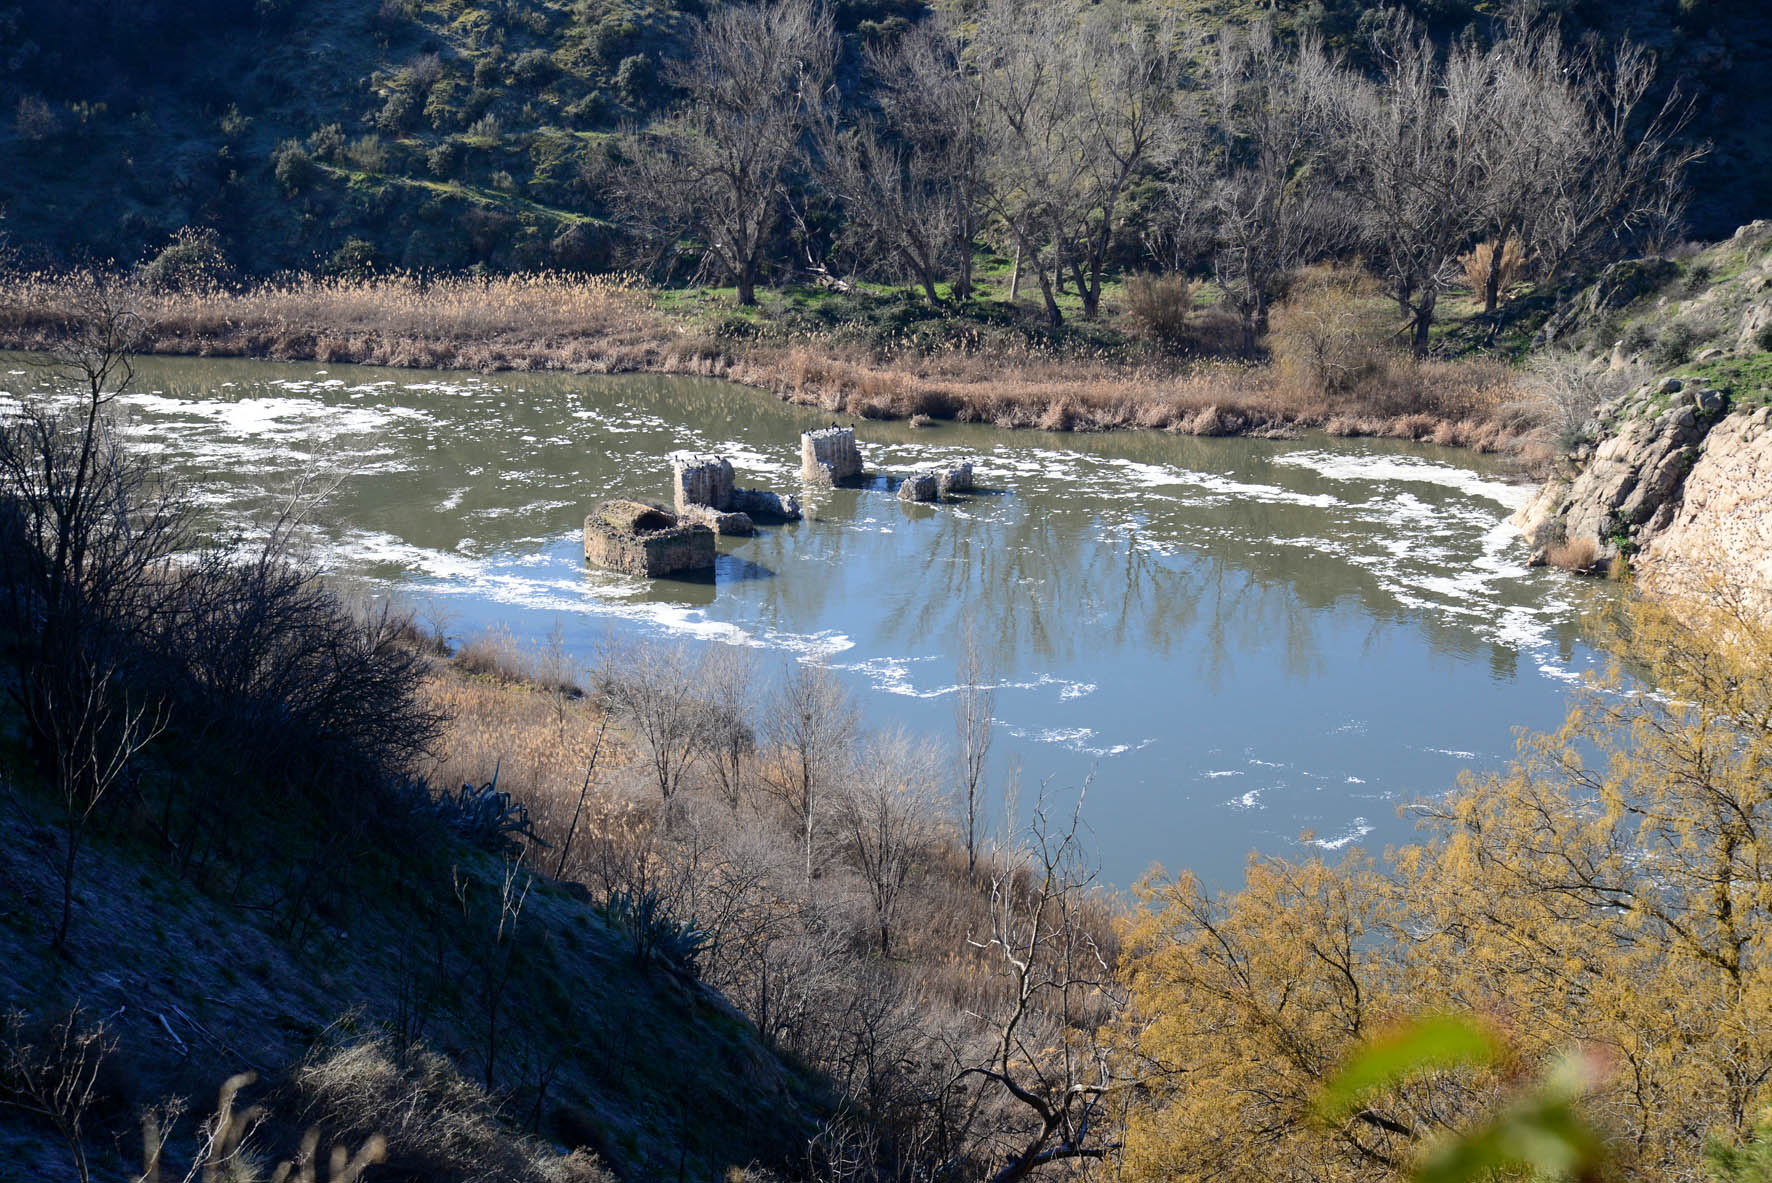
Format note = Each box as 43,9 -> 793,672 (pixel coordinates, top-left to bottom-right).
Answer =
0,270 -> 1544,453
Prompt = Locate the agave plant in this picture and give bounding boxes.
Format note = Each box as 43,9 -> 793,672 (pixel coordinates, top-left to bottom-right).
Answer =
602,888 -> 708,979
401,762 -> 544,852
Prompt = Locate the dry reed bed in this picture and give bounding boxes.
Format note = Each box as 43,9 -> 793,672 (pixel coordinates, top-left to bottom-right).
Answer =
0,271 -> 1541,449
414,654 -> 1116,1026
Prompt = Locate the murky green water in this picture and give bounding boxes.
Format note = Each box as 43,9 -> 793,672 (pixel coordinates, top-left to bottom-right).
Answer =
2,355 -> 1604,885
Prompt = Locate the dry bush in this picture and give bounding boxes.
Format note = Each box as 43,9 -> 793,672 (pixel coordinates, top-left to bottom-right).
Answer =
416,652 -> 1124,1180
1123,273 -> 1199,348
454,626 -> 581,693
1522,351 -> 1647,454
1267,265 -> 1392,398
1459,238 -> 1526,297
0,1008 -> 113,1183
1546,537 -> 1599,572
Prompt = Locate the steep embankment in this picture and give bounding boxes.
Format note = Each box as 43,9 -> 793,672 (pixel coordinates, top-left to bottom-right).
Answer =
0,658 -> 825,1181
1516,221 -> 1772,615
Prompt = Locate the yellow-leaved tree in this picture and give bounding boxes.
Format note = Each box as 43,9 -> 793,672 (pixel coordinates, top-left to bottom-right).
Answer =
1116,589 -> 1772,1181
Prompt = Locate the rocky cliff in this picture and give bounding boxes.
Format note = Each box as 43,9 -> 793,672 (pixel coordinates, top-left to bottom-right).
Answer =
1516,223 -> 1772,617
1636,407 -> 1772,612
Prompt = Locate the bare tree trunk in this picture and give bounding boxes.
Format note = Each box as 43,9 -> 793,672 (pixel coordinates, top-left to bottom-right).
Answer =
1035,264 -> 1062,328
1009,242 -> 1023,300
1411,289 -> 1437,357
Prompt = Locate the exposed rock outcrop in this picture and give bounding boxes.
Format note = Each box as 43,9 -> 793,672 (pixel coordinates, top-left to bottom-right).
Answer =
1514,380 -> 1728,568
1637,407 -> 1772,612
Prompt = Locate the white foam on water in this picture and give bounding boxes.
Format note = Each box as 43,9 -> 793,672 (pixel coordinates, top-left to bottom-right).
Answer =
1273,449 -> 1533,508
1308,819 -> 1373,850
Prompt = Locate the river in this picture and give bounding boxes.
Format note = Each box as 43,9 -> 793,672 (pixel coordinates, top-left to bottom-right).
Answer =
2,355 -> 1606,886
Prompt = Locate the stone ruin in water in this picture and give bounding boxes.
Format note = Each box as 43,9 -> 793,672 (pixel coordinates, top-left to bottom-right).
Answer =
583,500 -> 715,577
897,460 -> 973,502
801,426 -> 863,485
671,453 -> 803,535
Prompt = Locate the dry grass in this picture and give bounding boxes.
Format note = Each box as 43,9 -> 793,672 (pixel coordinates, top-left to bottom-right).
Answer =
1546,537 -> 1600,572
0,269 -> 1545,450
0,269 -> 679,374
292,1039 -> 610,1183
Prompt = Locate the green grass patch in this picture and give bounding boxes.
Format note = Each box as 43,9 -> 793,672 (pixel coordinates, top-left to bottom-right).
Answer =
1686,352 -> 1772,410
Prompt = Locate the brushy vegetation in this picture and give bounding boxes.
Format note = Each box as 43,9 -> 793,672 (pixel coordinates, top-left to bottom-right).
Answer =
1115,589 -> 1772,1182
0,266 -> 1547,451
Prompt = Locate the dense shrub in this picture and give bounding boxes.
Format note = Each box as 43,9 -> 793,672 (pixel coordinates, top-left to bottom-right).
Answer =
428,139 -> 464,178
137,226 -> 230,293
272,140 -> 320,194
511,49 -> 556,87
614,54 -> 657,105
1268,266 -> 1390,397
1123,273 -> 1199,349
1653,318 -> 1705,367
344,134 -> 389,174
325,237 -> 380,279
306,122 -> 347,161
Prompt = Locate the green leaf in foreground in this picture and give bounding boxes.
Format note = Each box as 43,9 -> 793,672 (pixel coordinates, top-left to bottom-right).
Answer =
1315,1014 -> 1501,1126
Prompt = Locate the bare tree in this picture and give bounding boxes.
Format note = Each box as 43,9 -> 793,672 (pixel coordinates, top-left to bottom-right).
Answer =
971,0 -> 1092,328
839,729 -> 942,955
0,1007 -> 114,1183
954,788 -> 1124,1183
954,623 -> 995,878
1067,4 -> 1184,319
614,0 -> 835,306
0,279 -> 180,951
698,643 -> 758,811
820,23 -> 986,306
1165,25 -> 1351,354
1519,32 -> 1701,284
1313,12 -> 1490,355
760,661 -> 857,888
596,638 -> 706,803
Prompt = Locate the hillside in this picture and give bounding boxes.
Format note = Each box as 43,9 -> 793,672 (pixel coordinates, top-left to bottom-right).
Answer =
0,657 -> 827,1181
0,0 -> 1763,276
1515,220 -> 1772,615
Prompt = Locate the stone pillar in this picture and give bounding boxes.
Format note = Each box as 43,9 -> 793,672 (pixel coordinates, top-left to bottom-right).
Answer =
936,461 -> 973,496
897,471 -> 939,502
801,427 -> 862,485
671,453 -> 735,513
